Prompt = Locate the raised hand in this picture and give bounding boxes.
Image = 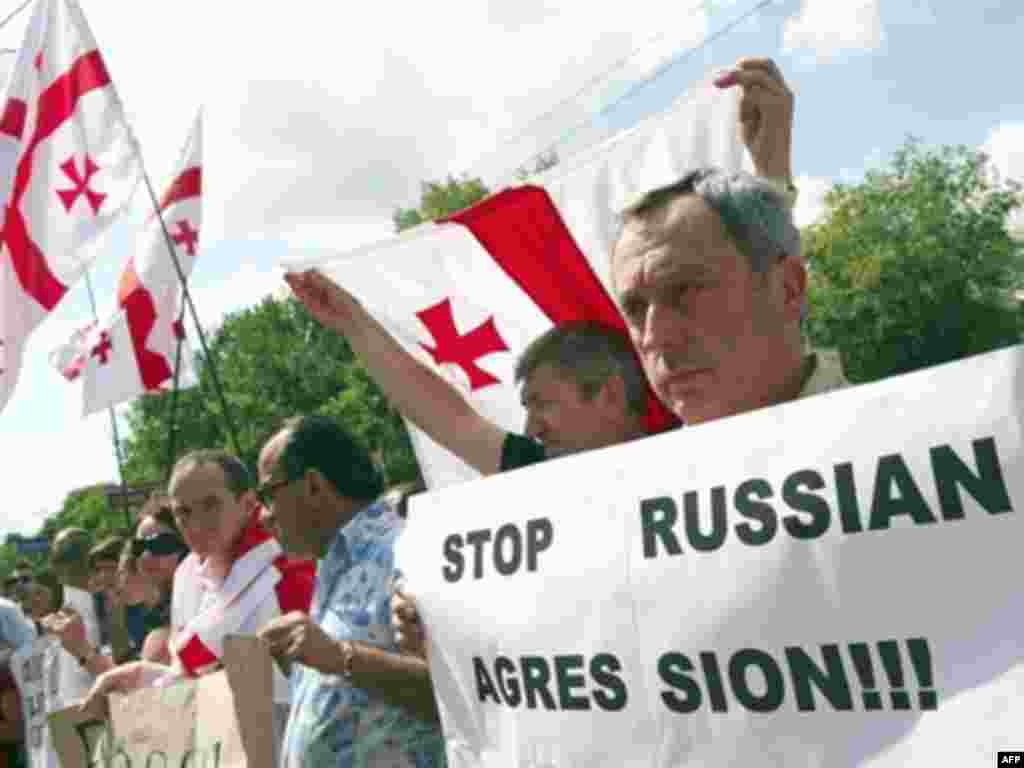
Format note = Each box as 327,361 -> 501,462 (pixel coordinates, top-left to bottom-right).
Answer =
715,57 -> 794,181
284,270 -> 362,334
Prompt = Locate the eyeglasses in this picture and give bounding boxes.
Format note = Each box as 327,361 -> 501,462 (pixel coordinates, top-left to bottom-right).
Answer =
254,476 -> 291,508
132,532 -> 187,558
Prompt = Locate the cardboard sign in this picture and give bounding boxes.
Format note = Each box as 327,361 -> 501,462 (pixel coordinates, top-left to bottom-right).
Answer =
397,345 -> 1024,767
11,637 -> 61,768
50,635 -> 275,768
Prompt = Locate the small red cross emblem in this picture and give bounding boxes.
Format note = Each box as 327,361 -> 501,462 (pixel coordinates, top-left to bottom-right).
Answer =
416,298 -> 509,391
57,154 -> 106,215
171,219 -> 199,256
90,331 -> 113,365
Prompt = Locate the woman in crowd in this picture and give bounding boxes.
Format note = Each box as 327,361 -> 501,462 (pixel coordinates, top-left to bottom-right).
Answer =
127,495 -> 190,663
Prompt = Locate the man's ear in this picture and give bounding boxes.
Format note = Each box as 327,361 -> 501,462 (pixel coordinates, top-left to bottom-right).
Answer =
781,255 -> 808,324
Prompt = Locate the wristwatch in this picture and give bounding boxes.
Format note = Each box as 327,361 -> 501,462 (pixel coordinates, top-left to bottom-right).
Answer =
762,175 -> 799,209
338,640 -> 356,681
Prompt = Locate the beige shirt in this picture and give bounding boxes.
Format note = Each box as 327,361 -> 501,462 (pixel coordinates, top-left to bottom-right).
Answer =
799,348 -> 849,398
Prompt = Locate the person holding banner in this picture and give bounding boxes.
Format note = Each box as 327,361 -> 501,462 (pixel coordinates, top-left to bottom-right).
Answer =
82,451 -> 315,756
610,165 -> 847,424
257,415 -> 445,768
608,58 -> 846,423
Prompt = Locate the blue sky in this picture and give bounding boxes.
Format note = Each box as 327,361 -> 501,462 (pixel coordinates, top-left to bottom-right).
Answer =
0,0 -> 1021,534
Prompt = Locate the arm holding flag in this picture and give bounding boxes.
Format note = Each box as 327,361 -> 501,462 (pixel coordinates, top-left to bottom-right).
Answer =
715,56 -> 796,203
285,270 -> 509,475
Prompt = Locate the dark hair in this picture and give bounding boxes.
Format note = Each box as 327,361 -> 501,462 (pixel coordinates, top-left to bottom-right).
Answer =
172,450 -> 253,498
514,321 -> 648,418
276,415 -> 384,501
89,536 -> 126,567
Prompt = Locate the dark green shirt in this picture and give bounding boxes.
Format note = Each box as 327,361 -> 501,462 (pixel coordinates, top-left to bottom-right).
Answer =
499,433 -> 547,471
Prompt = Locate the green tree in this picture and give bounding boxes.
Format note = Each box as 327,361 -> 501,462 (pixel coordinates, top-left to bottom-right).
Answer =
805,139 -> 1024,383
40,486 -> 128,539
393,175 -> 489,232
119,297 -> 419,487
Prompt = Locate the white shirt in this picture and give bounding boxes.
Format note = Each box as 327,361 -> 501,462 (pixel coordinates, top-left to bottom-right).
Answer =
51,586 -> 100,709
171,552 -> 292,703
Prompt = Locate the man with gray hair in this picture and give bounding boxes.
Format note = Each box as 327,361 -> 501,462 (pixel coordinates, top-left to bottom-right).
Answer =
611,166 -> 847,426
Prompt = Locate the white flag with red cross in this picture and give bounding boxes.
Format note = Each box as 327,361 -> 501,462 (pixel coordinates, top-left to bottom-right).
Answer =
50,112 -> 202,416
0,0 -> 143,415
287,78 -> 750,489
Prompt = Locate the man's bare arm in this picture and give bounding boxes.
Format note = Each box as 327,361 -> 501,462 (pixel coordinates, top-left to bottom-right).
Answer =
287,270 -> 507,474
347,643 -> 438,724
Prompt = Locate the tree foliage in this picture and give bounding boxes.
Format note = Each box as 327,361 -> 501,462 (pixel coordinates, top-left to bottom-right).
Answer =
118,297 -> 418,488
392,175 -> 489,232
805,138 -> 1024,383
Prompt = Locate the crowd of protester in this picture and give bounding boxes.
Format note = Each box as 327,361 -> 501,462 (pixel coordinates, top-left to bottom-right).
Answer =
0,58 -> 860,767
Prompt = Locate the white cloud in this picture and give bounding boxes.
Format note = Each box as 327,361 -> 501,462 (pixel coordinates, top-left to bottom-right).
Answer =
187,261 -> 286,332
782,0 -> 883,62
0,0 -> 734,535
792,174 -> 833,229
982,122 -> 1024,238
983,123 -> 1024,185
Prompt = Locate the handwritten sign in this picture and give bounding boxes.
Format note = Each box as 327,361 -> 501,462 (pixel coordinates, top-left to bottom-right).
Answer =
50,635 -> 275,768
11,637 -> 61,768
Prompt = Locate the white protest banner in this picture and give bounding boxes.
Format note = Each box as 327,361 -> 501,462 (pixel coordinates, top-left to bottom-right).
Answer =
10,637 -> 61,768
397,345 -> 1024,767
49,635 -> 275,768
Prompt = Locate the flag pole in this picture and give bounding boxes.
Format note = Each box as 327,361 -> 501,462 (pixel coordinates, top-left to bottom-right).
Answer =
136,165 -> 244,460
162,305 -> 187,484
82,271 -> 132,527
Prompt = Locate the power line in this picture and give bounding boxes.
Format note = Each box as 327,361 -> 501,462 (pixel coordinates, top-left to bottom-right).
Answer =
0,0 -> 32,35
492,0 -> 774,183
474,0 -> 712,171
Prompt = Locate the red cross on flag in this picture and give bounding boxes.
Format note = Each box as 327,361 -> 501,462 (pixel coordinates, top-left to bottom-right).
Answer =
50,112 -> 202,416
289,81 -> 750,489
0,0 -> 143,415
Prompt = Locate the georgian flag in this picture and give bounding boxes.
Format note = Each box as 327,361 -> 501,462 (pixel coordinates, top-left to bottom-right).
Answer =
287,79 -> 750,489
50,113 -> 202,415
0,0 -> 143,415
172,518 -> 315,680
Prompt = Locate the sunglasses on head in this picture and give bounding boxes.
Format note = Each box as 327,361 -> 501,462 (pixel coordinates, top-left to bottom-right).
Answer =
132,532 -> 186,557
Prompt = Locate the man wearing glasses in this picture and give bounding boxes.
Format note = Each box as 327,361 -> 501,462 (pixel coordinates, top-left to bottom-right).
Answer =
83,451 -> 315,757
257,415 -> 444,768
